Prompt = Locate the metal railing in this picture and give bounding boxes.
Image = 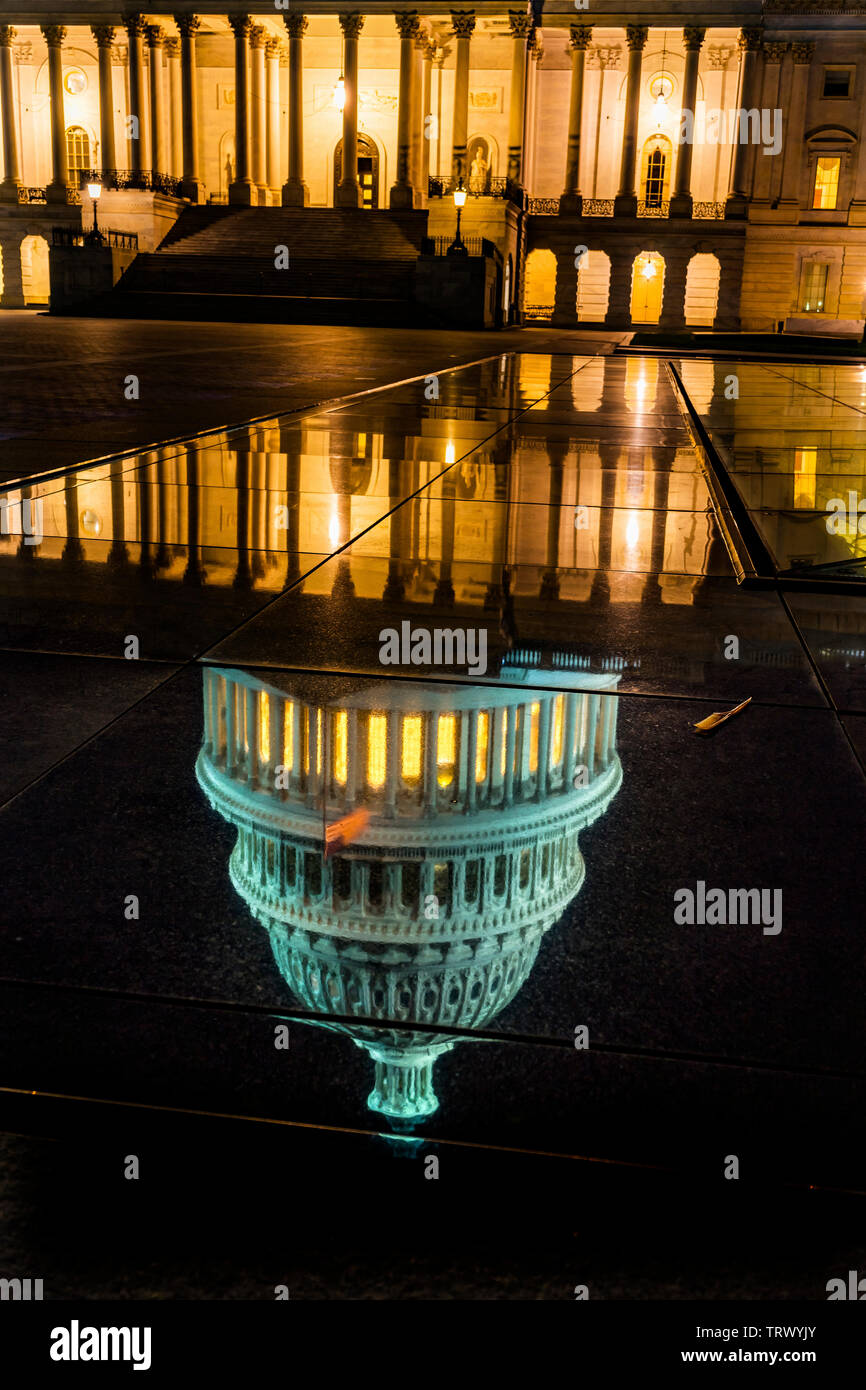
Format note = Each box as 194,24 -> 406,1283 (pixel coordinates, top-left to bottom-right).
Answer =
17,185 -> 79,205
424,234 -> 489,257
52,226 -> 139,250
693,201 -> 726,220
526,198 -> 560,215
524,304 -> 554,320
637,199 -> 670,218
79,168 -> 184,197
581,198 -> 615,217
428,174 -> 512,200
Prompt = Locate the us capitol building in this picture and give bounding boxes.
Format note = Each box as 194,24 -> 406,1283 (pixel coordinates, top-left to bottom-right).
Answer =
0,1 -> 864,330
195,663 -> 622,1124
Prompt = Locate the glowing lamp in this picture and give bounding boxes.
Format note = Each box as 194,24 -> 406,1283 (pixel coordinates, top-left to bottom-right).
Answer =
332,75 -> 345,110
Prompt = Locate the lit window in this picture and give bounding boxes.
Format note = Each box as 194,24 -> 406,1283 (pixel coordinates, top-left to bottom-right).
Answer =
475,710 -> 489,783
823,68 -> 851,99
551,695 -> 564,767
401,714 -> 422,785
65,125 -> 91,176
500,708 -> 508,779
258,691 -> 270,764
793,448 -> 818,510
304,707 -> 322,778
283,701 -> 294,771
437,713 -> 456,788
333,710 -> 347,786
367,713 -> 387,789
799,262 -> 829,312
812,157 -> 840,210
529,702 -> 540,774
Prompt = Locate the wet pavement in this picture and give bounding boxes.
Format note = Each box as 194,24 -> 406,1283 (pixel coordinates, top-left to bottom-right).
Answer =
1,350 -> 863,1299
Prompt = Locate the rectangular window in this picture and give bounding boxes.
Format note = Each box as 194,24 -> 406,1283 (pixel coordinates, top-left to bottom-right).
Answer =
822,68 -> 851,98
812,157 -> 841,209
793,448 -> 818,510
799,262 -> 829,313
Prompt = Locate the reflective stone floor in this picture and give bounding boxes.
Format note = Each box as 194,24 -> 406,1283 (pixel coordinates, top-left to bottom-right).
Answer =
1,351 -> 863,1299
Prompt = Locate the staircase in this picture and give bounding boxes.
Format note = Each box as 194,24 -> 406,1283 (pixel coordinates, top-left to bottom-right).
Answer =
102,207 -> 430,324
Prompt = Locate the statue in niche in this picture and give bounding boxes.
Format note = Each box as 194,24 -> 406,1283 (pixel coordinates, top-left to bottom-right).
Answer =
468,137 -> 491,193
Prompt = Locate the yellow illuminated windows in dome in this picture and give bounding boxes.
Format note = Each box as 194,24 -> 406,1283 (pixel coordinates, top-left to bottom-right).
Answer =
259,691 -> 270,764
367,713 -> 387,789
529,702 -> 540,774
499,708 -> 508,778
401,714 -> 423,785
551,695 -> 564,766
304,707 -> 322,778
333,710 -> 348,786
283,701 -> 294,771
475,710 -> 489,783
437,713 -> 456,787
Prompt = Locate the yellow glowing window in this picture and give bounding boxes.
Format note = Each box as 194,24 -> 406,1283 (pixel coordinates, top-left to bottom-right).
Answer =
238,686 -> 248,755
401,714 -> 422,785
333,710 -> 347,786
475,710 -> 489,783
500,709 -> 508,779
812,157 -> 840,210
367,713 -> 387,789
304,708 -> 322,778
437,713 -> 456,788
551,695 -> 564,766
793,448 -> 818,509
283,701 -> 294,771
529,703 -> 540,774
259,691 -> 270,764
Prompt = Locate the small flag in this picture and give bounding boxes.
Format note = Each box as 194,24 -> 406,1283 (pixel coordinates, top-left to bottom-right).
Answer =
323,807 -> 370,859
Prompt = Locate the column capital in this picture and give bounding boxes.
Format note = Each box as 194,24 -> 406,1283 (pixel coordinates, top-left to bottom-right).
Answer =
165,37 -> 180,57
791,40 -> 815,64
763,41 -> 787,64
283,13 -> 308,40
145,25 -> 165,49
508,11 -> 533,40
40,24 -> 67,47
395,11 -> 420,39
625,25 -> 648,52
174,15 -> 201,39
569,24 -> 592,52
0,25 -> 17,47
227,14 -> 253,40
339,13 -> 365,40
265,38 -> 282,59
450,10 -> 476,40
250,24 -> 266,50
738,28 -> 763,53
682,26 -> 706,52
123,14 -> 147,39
421,36 -> 437,61
91,25 -> 115,49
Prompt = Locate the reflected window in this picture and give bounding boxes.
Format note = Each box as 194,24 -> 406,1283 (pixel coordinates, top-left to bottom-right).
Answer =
283,701 -> 294,771
499,708 -> 508,779
437,714 -> 456,788
793,448 -> 818,509
367,713 -> 387,789
528,702 -> 540,774
258,691 -> 270,764
812,157 -> 840,209
401,714 -> 422,786
333,709 -> 347,786
475,710 -> 489,783
551,695 -> 564,767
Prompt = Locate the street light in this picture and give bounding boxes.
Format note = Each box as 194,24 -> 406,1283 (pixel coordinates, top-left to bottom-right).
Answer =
87,181 -> 103,243
447,176 -> 468,257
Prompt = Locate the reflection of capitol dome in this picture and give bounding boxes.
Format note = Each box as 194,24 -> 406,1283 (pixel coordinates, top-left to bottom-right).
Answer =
196,666 -> 622,1124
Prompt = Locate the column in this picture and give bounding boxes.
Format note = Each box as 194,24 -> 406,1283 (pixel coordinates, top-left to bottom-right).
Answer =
560,24 -> 592,213
390,11 -> 420,209
228,14 -> 253,205
726,28 -> 762,216
670,27 -> 705,217
183,445 -> 205,586
658,246 -> 690,329
614,24 -> 648,216
450,10 -> 475,182
420,37 -> 434,201
551,249 -> 578,329
166,38 -> 182,178
266,39 -> 281,198
41,25 -> 69,202
250,25 -> 267,203
126,14 -> 146,177
0,27 -> 21,201
282,13 -> 308,205
336,12 -> 364,207
146,26 -> 166,177
175,15 -> 203,201
506,9 -> 532,187
778,42 -> 813,216
91,27 -> 117,176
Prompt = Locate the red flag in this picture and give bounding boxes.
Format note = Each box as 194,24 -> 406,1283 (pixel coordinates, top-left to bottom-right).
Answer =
323,807 -> 370,859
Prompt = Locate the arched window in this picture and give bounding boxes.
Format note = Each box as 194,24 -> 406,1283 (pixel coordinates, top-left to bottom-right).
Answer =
65,126 -> 92,177
640,135 -> 672,210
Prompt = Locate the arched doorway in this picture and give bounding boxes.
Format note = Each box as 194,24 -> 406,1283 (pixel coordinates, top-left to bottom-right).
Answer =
523,248 -> 556,321
333,134 -> 379,208
685,252 -> 721,327
640,135 -> 672,210
576,250 -> 611,322
630,252 -> 665,324
20,235 -> 50,305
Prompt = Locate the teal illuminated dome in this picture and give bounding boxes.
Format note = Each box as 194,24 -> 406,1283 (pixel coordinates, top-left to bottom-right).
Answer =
196,667 -> 622,1124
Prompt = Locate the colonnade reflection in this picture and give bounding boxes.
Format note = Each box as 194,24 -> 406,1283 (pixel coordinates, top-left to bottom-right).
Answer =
196,665 -> 622,1125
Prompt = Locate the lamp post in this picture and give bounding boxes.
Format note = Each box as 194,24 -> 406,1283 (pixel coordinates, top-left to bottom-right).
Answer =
87,180 -> 103,243
447,176 -> 468,256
